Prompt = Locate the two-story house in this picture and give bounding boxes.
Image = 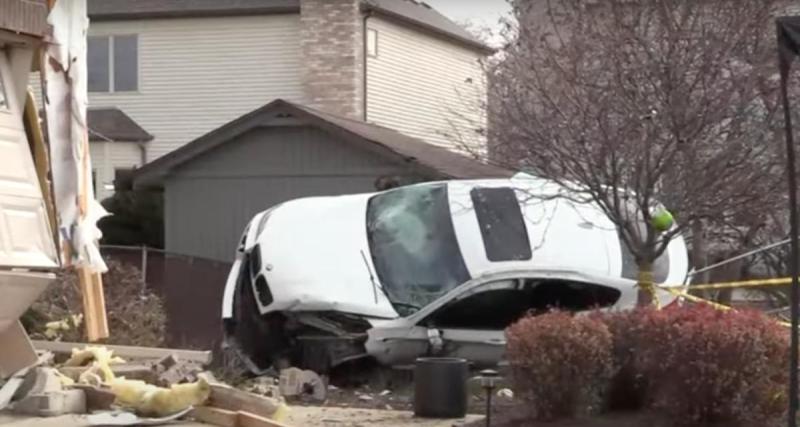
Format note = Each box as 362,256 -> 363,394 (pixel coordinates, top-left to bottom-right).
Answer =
34,0 -> 495,201
43,0 -> 508,262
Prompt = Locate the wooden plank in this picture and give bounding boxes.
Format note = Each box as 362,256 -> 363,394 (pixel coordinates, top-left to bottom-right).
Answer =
31,340 -> 213,365
0,322 -> 37,379
238,411 -> 291,427
77,268 -> 108,341
23,90 -> 57,241
190,407 -> 239,427
207,384 -> 281,420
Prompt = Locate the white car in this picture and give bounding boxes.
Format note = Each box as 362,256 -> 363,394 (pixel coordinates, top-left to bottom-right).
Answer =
221,176 -> 689,372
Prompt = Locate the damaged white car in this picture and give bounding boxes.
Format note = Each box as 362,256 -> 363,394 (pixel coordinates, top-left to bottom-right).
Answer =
221,177 -> 689,373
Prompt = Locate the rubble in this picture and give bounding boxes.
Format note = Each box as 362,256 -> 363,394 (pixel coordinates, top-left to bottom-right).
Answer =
0,342 -> 290,426
278,368 -> 326,401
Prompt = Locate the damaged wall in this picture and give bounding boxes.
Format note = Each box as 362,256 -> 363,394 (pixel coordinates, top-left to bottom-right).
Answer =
163,125 -> 428,262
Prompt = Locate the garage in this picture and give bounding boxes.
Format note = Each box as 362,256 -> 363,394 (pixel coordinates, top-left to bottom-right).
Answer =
134,99 -> 510,262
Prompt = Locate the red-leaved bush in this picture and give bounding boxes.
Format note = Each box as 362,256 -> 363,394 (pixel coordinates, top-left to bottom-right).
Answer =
506,311 -> 614,420
639,305 -> 789,426
507,306 -> 789,426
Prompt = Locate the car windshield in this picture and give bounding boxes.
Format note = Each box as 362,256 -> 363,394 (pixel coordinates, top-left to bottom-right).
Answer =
366,183 -> 471,315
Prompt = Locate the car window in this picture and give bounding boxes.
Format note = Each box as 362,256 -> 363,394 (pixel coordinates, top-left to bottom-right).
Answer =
470,187 -> 532,262
367,184 -> 470,312
424,278 -> 621,330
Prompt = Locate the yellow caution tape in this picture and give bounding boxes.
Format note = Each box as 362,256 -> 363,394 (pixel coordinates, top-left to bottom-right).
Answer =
660,287 -> 792,328
660,277 -> 795,291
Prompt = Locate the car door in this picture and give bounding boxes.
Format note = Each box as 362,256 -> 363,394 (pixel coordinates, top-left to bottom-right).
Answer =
0,49 -> 58,268
367,279 -> 520,367
366,273 -> 629,367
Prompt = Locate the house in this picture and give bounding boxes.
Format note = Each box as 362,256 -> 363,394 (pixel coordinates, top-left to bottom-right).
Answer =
134,99 -> 511,262
32,0 -> 493,200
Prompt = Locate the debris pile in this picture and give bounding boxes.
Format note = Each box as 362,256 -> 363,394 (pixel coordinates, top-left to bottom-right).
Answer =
24,260 -> 166,347
0,343 -> 290,426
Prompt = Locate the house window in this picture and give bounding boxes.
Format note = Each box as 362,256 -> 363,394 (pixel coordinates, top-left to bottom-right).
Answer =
88,35 -> 138,92
366,29 -> 378,57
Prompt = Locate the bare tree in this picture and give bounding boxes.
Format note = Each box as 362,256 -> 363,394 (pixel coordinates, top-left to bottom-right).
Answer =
486,0 -> 787,305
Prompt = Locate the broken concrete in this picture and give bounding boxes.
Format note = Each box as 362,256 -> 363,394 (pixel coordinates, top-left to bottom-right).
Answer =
278,368 -> 325,401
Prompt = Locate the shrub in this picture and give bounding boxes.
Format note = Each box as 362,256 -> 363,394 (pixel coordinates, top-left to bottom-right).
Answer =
642,305 -> 789,426
24,260 -> 166,347
506,311 -> 614,420
595,309 -> 653,411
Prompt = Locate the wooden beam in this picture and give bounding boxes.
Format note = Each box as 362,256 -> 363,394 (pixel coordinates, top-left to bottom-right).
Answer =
78,268 -> 108,341
207,384 -> 282,420
31,340 -> 213,365
238,411 -> 291,427
191,407 -> 238,427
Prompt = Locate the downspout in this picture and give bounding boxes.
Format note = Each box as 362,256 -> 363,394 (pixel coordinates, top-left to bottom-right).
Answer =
362,9 -> 372,122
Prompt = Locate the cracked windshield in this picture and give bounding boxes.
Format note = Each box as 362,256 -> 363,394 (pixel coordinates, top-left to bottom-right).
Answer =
366,183 -> 470,315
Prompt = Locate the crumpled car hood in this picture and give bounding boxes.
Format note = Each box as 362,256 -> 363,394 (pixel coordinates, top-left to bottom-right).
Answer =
255,194 -> 399,319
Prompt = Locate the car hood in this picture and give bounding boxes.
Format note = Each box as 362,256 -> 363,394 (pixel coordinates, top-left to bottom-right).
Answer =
255,194 -> 399,319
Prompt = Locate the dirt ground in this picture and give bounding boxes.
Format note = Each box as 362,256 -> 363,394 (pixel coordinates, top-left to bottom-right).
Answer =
287,406 -> 482,427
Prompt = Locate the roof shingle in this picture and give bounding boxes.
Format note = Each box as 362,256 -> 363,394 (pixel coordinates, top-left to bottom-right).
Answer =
88,108 -> 153,143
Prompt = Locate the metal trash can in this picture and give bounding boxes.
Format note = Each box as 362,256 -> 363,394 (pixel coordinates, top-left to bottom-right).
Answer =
414,357 -> 469,418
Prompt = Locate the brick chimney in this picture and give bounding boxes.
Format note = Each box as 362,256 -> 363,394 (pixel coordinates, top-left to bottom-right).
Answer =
300,0 -> 365,120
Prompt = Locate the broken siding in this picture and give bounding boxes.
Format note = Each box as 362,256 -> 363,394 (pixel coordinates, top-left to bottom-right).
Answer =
366,17 -> 487,151
164,126 -> 422,261
83,15 -> 304,161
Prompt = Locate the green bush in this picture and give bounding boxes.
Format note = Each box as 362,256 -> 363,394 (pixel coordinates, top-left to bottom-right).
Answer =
506,311 -> 614,420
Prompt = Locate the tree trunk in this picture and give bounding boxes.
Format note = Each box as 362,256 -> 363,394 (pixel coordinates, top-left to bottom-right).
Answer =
637,261 -> 656,307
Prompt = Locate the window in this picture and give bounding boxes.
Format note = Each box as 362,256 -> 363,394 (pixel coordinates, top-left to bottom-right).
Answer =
424,278 -> 621,330
366,29 -> 378,57
88,35 -> 138,92
470,187 -> 532,262
367,184 -> 470,313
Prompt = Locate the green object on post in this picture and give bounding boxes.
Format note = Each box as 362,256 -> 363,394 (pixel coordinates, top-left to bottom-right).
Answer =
652,209 -> 674,232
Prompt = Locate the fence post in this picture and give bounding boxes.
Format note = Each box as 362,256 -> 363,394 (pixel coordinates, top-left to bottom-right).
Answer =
141,245 -> 148,292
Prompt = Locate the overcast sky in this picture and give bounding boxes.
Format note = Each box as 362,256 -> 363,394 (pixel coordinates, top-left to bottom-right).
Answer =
425,0 -> 512,44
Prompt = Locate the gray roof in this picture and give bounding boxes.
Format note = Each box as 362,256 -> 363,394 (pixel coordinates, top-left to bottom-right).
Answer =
88,0 -> 490,52
363,0 -> 487,51
134,99 -> 512,187
88,108 -> 154,143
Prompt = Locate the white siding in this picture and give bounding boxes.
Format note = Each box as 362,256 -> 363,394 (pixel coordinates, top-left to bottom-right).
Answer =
366,17 -> 487,151
90,141 -> 142,201
43,14 -> 305,162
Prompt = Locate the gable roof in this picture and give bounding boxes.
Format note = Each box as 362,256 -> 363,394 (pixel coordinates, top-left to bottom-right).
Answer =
134,99 -> 512,187
87,0 -> 490,52
88,108 -> 154,143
